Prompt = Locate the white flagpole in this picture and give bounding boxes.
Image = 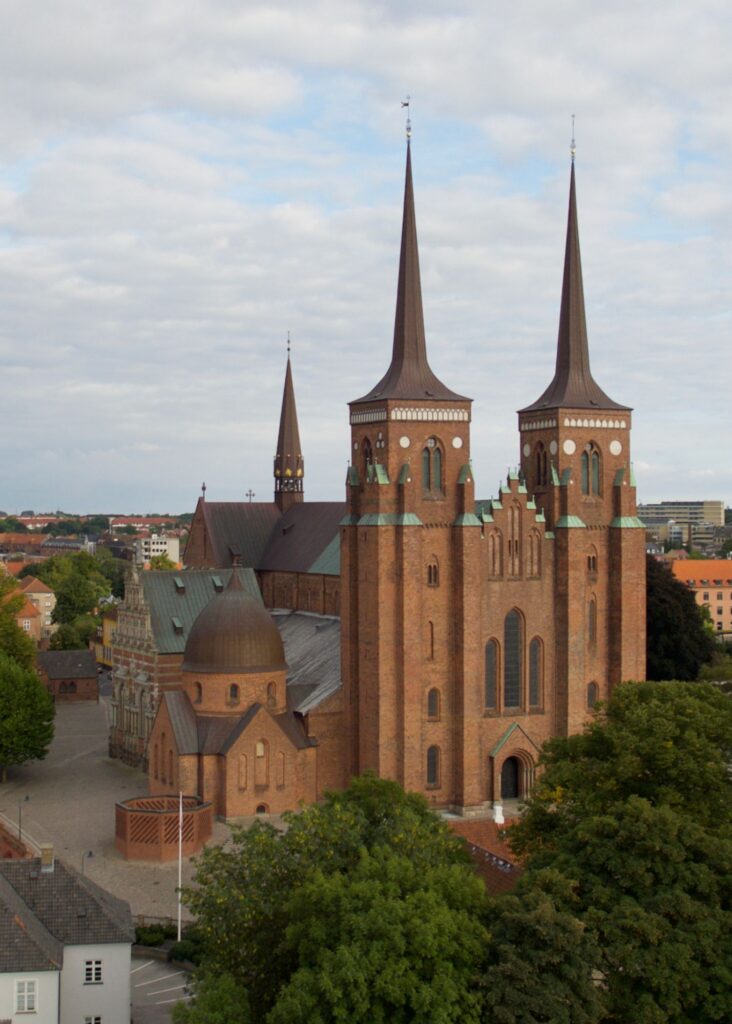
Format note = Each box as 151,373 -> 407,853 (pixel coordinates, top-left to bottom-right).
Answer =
177,790 -> 183,942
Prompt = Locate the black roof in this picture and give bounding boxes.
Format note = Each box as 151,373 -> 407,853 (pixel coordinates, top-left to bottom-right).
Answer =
37,649 -> 97,680
0,858 -> 133,951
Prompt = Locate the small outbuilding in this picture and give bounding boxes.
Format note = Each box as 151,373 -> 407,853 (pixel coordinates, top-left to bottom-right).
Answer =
36,650 -> 99,702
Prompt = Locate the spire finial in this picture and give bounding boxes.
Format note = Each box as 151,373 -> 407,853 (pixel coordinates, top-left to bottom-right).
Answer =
287,331 -> 291,357
570,113 -> 576,163
401,96 -> 411,141
201,481 -> 206,499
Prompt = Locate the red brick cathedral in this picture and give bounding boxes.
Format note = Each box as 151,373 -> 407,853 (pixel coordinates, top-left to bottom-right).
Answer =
146,141 -> 645,823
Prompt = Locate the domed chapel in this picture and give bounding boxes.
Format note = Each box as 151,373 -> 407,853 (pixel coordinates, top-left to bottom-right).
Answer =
151,139 -> 646,820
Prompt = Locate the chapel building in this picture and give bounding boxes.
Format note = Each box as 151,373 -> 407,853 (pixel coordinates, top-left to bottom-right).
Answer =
142,141 -> 645,819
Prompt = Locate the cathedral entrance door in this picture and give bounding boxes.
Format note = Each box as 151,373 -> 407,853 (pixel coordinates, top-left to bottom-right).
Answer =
500,757 -> 520,800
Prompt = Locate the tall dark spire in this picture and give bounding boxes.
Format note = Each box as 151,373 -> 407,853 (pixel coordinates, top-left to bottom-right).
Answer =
274,349 -> 304,511
352,142 -> 467,404
521,163 -> 627,412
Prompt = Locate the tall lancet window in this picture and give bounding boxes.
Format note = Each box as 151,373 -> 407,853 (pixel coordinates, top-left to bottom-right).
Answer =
504,610 -> 523,708
422,438 -> 444,495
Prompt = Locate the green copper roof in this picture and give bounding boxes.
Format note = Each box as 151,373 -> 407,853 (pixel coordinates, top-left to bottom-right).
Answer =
545,531 -> 555,539
560,468 -> 572,487
526,499 -> 536,509
458,464 -> 473,485
629,464 -> 637,487
551,463 -> 560,485
308,533 -> 341,574
489,722 -> 541,759
347,466 -> 360,486
398,464 -> 412,485
535,511 -> 546,522
454,513 -> 482,527
357,513 -> 422,527
555,515 -> 586,528
611,516 -> 646,529
613,468 -> 625,487
374,463 -> 390,485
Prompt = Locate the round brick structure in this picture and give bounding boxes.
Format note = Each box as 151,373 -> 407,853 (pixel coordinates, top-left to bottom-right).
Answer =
115,795 -> 213,861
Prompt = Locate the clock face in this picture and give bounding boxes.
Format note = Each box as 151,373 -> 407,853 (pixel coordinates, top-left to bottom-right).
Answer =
523,443 -> 531,457
452,437 -> 463,449
609,440 -> 622,456
563,439 -> 576,455
399,435 -> 410,448
549,440 -> 558,455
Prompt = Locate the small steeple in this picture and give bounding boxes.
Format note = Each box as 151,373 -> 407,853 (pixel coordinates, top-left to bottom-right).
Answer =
521,161 -> 627,413
274,341 -> 304,512
351,141 -> 467,404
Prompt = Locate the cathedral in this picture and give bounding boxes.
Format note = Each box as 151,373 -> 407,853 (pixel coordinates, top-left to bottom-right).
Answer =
138,141 -> 646,822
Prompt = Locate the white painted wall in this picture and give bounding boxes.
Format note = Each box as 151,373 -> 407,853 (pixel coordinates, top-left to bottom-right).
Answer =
59,943 -> 131,1024
0,968 -> 59,1024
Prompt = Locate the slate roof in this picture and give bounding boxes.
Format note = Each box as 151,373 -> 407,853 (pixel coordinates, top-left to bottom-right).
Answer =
200,502 -> 281,567
0,858 -> 133,955
276,611 -> 341,713
37,649 -> 97,680
140,568 -> 261,655
163,694 -> 314,756
0,872 -> 63,972
259,502 -> 345,575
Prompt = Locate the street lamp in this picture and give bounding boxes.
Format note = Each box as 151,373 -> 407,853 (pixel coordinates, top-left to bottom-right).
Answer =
17,795 -> 29,842
81,850 -> 93,875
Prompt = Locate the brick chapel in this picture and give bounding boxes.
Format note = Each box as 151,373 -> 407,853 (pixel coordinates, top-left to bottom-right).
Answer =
138,142 -> 646,821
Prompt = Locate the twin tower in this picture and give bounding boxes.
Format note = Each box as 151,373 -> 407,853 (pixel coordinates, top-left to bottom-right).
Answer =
277,143 -> 646,811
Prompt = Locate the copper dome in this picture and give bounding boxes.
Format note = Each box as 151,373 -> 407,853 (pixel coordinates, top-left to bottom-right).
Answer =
182,573 -> 286,675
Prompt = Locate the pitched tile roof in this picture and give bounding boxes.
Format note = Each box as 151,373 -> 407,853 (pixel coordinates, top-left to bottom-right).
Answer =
259,502 -> 345,575
37,650 -> 97,680
19,576 -> 55,595
200,502 -> 281,567
0,858 -> 133,950
0,872 -> 63,972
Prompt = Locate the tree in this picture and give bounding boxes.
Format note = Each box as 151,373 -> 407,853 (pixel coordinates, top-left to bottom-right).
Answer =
173,974 -> 252,1024
481,871 -> 602,1024
182,775 -> 480,1022
0,653 -> 55,782
0,574 -> 35,669
149,552 -> 176,570
646,555 -> 715,680
509,681 -> 732,1023
49,623 -> 84,650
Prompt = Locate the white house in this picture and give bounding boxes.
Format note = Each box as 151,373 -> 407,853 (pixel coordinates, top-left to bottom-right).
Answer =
0,846 -> 134,1024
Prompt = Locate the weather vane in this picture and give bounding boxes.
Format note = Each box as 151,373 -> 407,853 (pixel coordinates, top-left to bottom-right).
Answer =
402,96 -> 411,141
287,330 -> 291,356
570,113 -> 576,163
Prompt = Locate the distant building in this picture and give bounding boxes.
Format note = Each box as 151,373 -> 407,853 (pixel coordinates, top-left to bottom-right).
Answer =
637,500 -> 725,526
94,610 -> 117,668
0,847 -> 133,1024
18,577 -> 57,640
134,533 -> 180,566
671,560 -> 732,636
14,595 -> 42,644
36,651 -> 99,702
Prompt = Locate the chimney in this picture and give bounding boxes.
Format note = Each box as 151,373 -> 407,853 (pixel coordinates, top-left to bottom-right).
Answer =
39,843 -> 54,873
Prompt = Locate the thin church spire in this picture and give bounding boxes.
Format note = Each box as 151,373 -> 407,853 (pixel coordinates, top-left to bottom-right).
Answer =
274,343 -> 304,511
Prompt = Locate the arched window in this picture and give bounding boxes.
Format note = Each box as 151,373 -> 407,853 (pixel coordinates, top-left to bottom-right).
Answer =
427,620 -> 435,660
426,746 -> 440,787
422,437 -> 444,495
238,754 -> 248,790
68,681 -> 77,694
229,683 -> 240,705
504,610 -> 523,708
485,639 -> 498,710
277,751 -> 285,787
588,598 -> 597,647
255,739 -> 269,786
582,444 -> 601,495
427,688 -> 440,720
362,437 -> 373,475
587,550 -> 598,574
587,681 -> 599,708
489,531 -> 503,577
427,559 -> 439,587
535,442 -> 547,486
267,682 -> 276,708
529,530 -> 541,577
529,638 -> 542,707
59,682 -> 67,695
508,504 -> 521,576
194,682 -> 202,704
256,804 -> 268,814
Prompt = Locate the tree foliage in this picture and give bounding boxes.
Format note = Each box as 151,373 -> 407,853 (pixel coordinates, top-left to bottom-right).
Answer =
173,974 -> 251,1024
509,681 -> 732,1023
646,555 -> 715,680
0,652 -> 55,781
149,552 -> 177,570
182,776 -> 485,1023
0,574 -> 35,669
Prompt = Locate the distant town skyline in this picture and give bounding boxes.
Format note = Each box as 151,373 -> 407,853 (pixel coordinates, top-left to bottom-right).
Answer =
2,1 -> 732,512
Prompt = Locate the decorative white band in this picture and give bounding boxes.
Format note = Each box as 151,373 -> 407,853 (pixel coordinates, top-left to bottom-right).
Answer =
350,409 -> 387,424
390,407 -> 470,422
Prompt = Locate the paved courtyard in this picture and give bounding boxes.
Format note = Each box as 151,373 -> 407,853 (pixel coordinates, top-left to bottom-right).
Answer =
0,698 -> 235,919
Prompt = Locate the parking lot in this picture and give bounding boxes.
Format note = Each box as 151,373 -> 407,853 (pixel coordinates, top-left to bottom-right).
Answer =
131,957 -> 191,1024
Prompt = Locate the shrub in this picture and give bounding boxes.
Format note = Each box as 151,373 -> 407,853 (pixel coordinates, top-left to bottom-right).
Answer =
135,925 -> 165,947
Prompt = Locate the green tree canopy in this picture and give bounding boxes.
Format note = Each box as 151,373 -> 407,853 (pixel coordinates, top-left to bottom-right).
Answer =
646,554 -> 715,680
148,552 -> 177,570
0,652 -> 55,782
0,574 -> 35,669
49,623 -> 84,650
509,681 -> 732,1023
182,776 -> 481,1022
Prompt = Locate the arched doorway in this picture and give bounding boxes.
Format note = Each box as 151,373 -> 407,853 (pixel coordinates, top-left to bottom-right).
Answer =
501,757 -> 520,800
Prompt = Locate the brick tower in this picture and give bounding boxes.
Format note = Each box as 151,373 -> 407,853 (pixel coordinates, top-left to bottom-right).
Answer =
341,140 -> 481,806
274,346 -> 304,513
518,158 -> 646,734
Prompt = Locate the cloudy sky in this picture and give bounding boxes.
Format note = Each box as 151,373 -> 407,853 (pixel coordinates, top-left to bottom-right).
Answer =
1,0 -> 731,514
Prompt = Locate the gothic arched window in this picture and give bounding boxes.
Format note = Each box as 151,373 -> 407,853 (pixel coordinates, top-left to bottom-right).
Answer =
427,688 -> 440,720
587,681 -> 599,708
229,683 -> 240,705
422,438 -> 444,495
422,446 -> 431,490
504,610 -> 523,708
485,639 -> 498,710
427,559 -> 440,587
426,745 -> 440,787
362,437 -> 373,477
535,442 -> 547,486
582,443 -> 601,495
427,620 -> 435,660
529,637 -> 542,707
588,598 -> 597,647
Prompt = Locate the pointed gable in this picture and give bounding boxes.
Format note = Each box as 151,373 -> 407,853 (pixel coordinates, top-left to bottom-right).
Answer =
351,142 -> 468,404
521,162 -> 628,413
